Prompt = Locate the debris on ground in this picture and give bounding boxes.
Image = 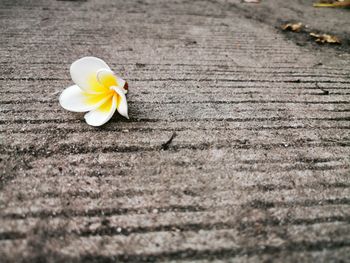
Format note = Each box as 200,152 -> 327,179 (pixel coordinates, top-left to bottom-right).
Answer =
313,0 -> 350,7
242,0 -> 261,3
281,21 -> 342,46
310,32 -> 341,44
161,132 -> 177,150
282,22 -> 303,32
315,82 -> 329,95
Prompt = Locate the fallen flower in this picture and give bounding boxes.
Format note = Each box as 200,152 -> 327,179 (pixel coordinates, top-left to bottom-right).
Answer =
282,22 -> 303,32
59,57 -> 129,126
310,32 -> 341,44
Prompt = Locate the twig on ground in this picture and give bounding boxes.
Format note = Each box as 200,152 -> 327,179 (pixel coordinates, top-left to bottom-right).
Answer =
161,132 -> 177,150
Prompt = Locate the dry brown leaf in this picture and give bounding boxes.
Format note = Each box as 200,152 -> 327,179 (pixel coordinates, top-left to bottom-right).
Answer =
313,0 -> 350,7
282,22 -> 303,32
310,33 -> 341,44
242,0 -> 261,3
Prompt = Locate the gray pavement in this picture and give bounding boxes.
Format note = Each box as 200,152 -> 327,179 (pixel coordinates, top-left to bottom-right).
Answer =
0,0 -> 350,262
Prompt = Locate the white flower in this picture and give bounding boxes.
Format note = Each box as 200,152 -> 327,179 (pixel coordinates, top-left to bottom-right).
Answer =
59,57 -> 129,126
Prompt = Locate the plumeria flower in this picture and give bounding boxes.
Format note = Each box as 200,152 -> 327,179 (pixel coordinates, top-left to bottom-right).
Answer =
59,57 -> 129,126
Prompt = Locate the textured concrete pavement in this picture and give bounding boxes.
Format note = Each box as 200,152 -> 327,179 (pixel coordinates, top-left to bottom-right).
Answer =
1,0 -> 350,262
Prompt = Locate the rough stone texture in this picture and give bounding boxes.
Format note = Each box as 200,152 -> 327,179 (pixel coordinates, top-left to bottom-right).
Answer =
0,0 -> 349,262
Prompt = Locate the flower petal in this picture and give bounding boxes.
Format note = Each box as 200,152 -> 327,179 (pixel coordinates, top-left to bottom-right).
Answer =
112,86 -> 129,119
97,69 -> 128,94
96,69 -> 118,88
59,85 -> 111,112
70,57 -> 111,93
84,94 -> 117,126
116,76 -> 127,94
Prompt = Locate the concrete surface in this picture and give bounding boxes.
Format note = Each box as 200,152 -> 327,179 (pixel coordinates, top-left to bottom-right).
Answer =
0,0 -> 350,262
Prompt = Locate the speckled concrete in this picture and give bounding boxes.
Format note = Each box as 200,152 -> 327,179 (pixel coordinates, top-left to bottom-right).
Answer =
0,0 -> 349,262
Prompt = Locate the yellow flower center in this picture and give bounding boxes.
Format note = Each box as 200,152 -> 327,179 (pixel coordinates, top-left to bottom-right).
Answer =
87,72 -> 119,93
98,96 -> 114,113
84,72 -> 121,111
